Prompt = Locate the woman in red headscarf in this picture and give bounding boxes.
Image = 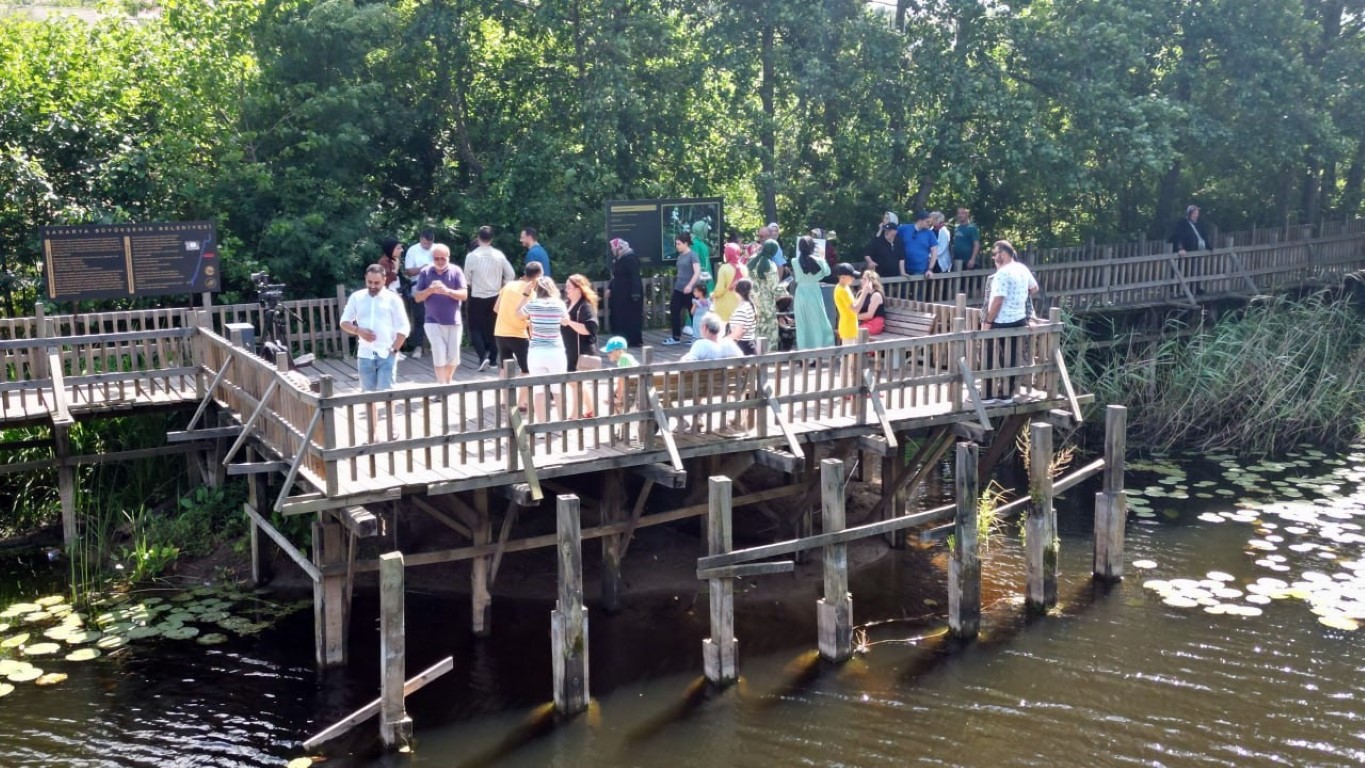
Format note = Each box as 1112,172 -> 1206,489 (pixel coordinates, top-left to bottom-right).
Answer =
710,242 -> 747,322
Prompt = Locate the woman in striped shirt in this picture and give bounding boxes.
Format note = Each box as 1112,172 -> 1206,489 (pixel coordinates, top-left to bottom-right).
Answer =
518,276 -> 570,420
726,278 -> 758,355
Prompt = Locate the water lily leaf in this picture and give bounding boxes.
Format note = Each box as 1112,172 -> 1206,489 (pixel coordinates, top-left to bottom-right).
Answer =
43,626 -> 74,641
96,634 -> 128,650
139,597 -> 164,606
0,603 -> 40,618
162,626 -> 200,641
0,623 -> 7,634
6,666 -> 41,683
196,633 -> 228,646
22,611 -> 51,624
63,630 -> 101,645
127,626 -> 161,640
34,673 -> 67,687
199,611 -> 230,623
1,633 -> 31,649
1132,560 -> 1158,570
0,682 -> 13,698
1319,614 -> 1359,631
23,643 -> 62,657
34,596 -> 65,608
287,758 -> 314,768
165,612 -> 195,625
65,648 -> 101,662
169,593 -> 195,603
0,659 -> 26,675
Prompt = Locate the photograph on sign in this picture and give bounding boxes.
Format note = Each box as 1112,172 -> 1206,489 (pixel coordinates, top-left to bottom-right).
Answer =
604,197 -> 722,268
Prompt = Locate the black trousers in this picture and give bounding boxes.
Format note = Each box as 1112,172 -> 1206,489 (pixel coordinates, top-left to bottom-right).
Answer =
983,318 -> 1028,399
669,289 -> 689,340
467,296 -> 498,364
405,294 -> 426,351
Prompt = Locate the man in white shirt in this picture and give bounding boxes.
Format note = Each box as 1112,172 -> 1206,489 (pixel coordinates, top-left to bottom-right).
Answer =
340,264 -> 411,440
403,228 -> 436,358
463,225 -> 516,371
680,312 -> 743,361
981,240 -> 1039,403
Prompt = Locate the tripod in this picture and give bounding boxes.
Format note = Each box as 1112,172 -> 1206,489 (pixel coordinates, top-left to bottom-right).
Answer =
259,302 -> 315,370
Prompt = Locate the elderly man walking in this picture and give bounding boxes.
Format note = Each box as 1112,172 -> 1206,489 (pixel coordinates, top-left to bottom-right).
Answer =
413,243 -> 468,388
340,264 -> 411,440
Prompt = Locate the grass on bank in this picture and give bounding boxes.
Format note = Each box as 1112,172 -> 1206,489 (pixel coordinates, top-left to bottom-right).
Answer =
1070,288 -> 1365,456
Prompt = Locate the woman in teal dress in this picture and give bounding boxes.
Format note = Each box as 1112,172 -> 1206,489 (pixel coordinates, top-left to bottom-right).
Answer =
792,235 -> 834,349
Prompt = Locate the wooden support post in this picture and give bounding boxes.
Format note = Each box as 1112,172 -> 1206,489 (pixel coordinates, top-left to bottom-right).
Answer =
246,446 -> 274,586
949,442 -> 981,639
880,446 -> 907,549
1025,422 -> 1057,613
52,420 -> 77,552
702,476 -> 738,685
471,488 -> 493,636
379,552 -> 412,748
551,494 -> 589,715
312,518 -> 348,667
1094,405 -> 1129,582
817,459 -> 853,662
795,449 -> 816,564
599,469 -> 627,613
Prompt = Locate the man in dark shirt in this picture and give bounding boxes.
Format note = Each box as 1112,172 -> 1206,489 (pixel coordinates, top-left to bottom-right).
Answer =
1167,204 -> 1210,255
863,223 -> 903,279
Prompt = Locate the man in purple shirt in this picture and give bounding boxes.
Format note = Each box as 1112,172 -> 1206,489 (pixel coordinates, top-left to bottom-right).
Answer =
414,243 -> 469,386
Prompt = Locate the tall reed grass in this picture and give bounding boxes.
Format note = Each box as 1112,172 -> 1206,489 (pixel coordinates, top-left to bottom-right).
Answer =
1070,289 -> 1365,456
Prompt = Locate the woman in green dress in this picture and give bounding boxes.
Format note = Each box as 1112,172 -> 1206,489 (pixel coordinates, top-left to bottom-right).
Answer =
791,235 -> 834,349
746,239 -> 781,347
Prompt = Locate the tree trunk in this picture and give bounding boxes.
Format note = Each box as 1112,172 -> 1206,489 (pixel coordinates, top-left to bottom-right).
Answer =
760,20 -> 778,224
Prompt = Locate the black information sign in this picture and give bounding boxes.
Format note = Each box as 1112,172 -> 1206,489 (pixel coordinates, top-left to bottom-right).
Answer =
41,221 -> 221,302
604,198 -> 723,266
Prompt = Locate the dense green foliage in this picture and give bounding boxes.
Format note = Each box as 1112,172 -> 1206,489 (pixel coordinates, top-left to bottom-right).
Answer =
1,0 -> 1363,307
1073,290 -> 1365,455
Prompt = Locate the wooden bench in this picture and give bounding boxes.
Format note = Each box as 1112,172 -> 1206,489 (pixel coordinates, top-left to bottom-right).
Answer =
881,299 -> 938,338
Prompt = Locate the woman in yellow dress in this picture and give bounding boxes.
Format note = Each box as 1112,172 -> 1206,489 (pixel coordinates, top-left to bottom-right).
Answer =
833,263 -> 859,344
711,242 -> 746,321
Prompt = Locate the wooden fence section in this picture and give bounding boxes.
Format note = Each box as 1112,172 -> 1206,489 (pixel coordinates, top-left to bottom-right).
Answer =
1026,217 -> 1365,264
209,295 -> 350,361
198,317 -> 1065,508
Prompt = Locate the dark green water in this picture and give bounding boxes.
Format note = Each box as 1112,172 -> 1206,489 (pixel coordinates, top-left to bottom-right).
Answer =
2,447 -> 1363,767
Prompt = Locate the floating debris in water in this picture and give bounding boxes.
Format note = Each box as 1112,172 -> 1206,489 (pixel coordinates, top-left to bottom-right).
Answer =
1132,560 -> 1159,570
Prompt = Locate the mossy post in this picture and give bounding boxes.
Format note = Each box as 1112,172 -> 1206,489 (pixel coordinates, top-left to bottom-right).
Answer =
1025,422 -> 1057,613
817,459 -> 853,662
379,552 -> 412,748
702,476 -> 738,685
949,442 -> 981,638
313,517 -> 348,667
599,470 -> 627,614
1093,405 -> 1128,582
551,494 -> 589,714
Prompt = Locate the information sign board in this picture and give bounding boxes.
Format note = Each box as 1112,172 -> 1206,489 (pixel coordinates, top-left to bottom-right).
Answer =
41,221 -> 220,302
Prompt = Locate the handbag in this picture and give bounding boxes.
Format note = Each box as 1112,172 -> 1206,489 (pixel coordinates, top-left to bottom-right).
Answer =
577,354 -> 602,370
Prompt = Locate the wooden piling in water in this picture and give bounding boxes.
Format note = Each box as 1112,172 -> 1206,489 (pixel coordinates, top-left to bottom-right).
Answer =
702,476 -> 738,685
379,551 -> 412,748
599,470 -> 627,613
245,446 -> 273,586
551,494 -> 589,714
1025,421 -> 1057,613
1093,405 -> 1129,582
313,517 -> 348,667
949,442 -> 981,639
471,487 -> 493,636
817,459 -> 853,662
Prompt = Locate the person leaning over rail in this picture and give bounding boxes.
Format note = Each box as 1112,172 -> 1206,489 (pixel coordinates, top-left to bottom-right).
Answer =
340,263 -> 411,441
980,240 -> 1039,404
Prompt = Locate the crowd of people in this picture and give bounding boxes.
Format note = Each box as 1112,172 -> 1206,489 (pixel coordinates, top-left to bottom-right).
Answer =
340,208 -> 1048,428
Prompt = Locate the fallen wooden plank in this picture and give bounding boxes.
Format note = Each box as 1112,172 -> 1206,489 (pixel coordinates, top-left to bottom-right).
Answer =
301,657 -> 455,750
696,560 -> 795,580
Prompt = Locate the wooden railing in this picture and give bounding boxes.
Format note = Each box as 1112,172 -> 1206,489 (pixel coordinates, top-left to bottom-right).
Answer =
190,315 -> 1065,505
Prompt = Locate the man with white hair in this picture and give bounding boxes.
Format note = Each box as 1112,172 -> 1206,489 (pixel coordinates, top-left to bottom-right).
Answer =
681,312 -> 743,361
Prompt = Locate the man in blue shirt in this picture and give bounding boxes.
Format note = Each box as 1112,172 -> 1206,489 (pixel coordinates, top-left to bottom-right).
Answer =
520,226 -> 551,277
899,211 -> 938,278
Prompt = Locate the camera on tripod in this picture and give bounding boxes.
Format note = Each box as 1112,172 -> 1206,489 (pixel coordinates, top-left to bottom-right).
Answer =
249,270 -> 314,371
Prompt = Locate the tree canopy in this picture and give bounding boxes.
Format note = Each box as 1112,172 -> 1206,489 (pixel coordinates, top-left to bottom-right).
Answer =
1,0 -> 1362,308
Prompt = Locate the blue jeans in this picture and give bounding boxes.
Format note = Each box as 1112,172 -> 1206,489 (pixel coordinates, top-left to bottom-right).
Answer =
358,353 -> 396,392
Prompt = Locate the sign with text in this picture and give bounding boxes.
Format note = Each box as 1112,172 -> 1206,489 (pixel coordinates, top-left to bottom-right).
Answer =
604,198 -> 722,267
41,222 -> 221,302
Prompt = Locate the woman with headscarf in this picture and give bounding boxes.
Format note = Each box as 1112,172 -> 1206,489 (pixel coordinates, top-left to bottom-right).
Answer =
606,238 -> 644,347
711,242 -> 747,321
746,239 -> 781,348
378,238 -> 402,292
691,219 -> 714,292
792,235 -> 834,349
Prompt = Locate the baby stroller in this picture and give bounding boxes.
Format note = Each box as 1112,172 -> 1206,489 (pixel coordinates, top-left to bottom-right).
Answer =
775,295 -> 796,352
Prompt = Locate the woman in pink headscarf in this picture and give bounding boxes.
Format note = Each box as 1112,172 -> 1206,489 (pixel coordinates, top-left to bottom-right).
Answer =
605,237 -> 644,347
710,242 -> 747,321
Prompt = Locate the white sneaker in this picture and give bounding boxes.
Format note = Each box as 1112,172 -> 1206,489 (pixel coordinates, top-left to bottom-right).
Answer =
478,360 -> 490,372
682,326 -> 695,337
661,337 -> 682,346
412,348 -> 423,359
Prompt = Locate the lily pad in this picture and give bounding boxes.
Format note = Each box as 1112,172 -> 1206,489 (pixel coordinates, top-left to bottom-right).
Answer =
199,610 -> 230,623
0,682 -> 12,698
22,643 -> 62,657
6,666 -> 41,683
162,626 -> 200,641
22,611 -> 51,624
127,626 -> 161,641
43,626 -> 75,641
168,592 -> 195,603
33,596 -> 65,608
96,634 -> 128,650
196,633 -> 228,646
1,632 -> 31,649
1319,615 -> 1359,631
34,673 -> 67,687
287,758 -> 314,768
0,659 -> 25,675
1132,560 -> 1158,570
62,630 -> 101,645
0,603 -> 40,618
65,648 -> 101,662
165,612 -> 195,625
